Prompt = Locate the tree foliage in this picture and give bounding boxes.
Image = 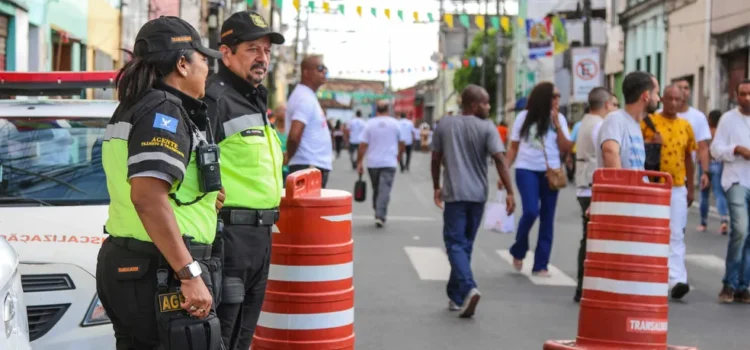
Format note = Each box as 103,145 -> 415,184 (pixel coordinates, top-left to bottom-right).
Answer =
453,28 -> 500,118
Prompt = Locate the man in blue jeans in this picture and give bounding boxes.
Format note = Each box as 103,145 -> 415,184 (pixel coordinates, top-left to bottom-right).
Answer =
431,85 -> 515,318
710,79 -> 750,303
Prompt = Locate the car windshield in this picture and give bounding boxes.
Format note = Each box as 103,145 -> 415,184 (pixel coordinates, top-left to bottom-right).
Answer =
0,116 -> 109,206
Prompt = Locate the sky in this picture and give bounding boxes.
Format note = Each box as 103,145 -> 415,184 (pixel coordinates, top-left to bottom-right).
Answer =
278,0 -> 519,90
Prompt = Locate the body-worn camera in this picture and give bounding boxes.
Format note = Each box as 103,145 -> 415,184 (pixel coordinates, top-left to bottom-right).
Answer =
196,142 -> 222,193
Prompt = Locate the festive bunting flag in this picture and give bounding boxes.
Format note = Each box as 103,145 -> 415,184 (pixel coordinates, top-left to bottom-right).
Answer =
490,16 -> 499,30
247,0 -> 254,7
371,7 -> 377,17
292,0 -> 300,11
501,16 -> 511,33
444,14 -> 454,28
397,10 -> 403,21
338,4 -> 344,15
459,14 -> 470,28
413,11 -> 419,22
260,0 -> 268,7
276,0 -> 282,9
356,5 -> 362,16
475,15 -> 485,30
476,57 -> 484,66
322,2 -> 330,13
427,13 -> 434,22
384,8 -> 390,19
308,1 -> 314,11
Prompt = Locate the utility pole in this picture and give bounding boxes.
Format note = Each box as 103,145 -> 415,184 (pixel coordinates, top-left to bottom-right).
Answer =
480,0 -> 489,88
268,0 -> 277,105
583,0 -> 592,46
495,0 -> 504,121
292,7 -> 302,82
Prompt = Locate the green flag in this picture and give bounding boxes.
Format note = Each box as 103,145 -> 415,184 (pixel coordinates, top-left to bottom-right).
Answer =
427,13 -> 434,22
275,0 -> 282,9
371,7 -> 377,17
338,4 -> 344,14
490,16 -> 500,30
397,9 -> 403,21
247,0 -> 254,6
308,1 -> 314,11
459,14 -> 470,28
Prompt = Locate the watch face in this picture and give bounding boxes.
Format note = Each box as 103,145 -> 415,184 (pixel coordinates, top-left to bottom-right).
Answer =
188,262 -> 202,277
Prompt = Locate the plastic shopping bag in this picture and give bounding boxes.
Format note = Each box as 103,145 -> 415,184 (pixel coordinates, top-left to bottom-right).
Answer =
482,189 -> 515,233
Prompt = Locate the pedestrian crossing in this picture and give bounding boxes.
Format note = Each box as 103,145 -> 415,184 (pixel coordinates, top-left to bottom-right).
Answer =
404,245 -> 727,288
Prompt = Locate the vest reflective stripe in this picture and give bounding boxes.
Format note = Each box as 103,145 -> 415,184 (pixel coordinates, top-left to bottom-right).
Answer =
104,122 -> 132,141
127,152 -> 187,176
223,113 -> 265,138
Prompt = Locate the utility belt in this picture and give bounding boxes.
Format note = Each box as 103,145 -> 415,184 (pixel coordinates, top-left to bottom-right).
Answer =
219,207 -> 279,226
109,235 -> 225,350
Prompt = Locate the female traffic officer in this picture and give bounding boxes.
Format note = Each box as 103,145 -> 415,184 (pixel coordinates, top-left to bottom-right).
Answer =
96,16 -> 226,350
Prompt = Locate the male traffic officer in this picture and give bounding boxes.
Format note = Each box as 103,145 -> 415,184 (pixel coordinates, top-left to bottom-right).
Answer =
202,11 -> 285,350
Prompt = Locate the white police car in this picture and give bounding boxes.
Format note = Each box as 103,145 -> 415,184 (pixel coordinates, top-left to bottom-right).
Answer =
0,236 -> 31,350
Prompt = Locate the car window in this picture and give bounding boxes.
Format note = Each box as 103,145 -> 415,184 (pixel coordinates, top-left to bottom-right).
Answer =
0,116 -> 110,205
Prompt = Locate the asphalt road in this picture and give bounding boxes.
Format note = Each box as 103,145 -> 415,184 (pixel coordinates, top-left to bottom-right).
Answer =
325,150 -> 746,350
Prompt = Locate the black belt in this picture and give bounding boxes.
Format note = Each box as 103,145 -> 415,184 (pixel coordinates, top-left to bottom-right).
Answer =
219,207 -> 279,226
108,236 -> 212,260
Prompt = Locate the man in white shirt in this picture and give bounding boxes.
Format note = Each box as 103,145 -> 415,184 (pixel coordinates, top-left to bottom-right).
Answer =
345,110 -> 366,170
398,113 -> 415,172
674,78 -> 711,196
286,55 -> 333,187
710,79 -> 750,304
357,101 -> 405,227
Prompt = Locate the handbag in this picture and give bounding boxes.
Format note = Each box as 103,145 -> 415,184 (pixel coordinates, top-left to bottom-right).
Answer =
354,174 -> 367,202
643,116 -> 662,172
541,135 -> 568,190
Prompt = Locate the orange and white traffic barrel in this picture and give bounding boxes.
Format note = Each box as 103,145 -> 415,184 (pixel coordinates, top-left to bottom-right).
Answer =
544,169 -> 695,350
252,168 -> 355,350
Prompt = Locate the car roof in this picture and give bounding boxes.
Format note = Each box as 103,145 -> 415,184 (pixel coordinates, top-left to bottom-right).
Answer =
0,99 -> 119,118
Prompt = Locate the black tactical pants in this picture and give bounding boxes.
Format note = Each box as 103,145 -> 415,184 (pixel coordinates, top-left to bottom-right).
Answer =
96,236 -> 222,350
216,213 -> 272,350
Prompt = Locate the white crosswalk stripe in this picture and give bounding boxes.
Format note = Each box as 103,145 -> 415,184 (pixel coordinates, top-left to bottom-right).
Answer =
496,250 -> 577,286
404,246 -> 450,281
685,254 -> 725,272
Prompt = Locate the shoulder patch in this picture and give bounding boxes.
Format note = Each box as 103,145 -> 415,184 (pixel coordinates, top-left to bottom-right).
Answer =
154,113 -> 179,133
241,129 -> 265,137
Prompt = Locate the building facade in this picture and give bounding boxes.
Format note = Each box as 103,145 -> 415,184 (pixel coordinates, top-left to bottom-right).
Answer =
605,0 -> 626,101
0,0 -> 29,71
709,0 -> 750,111
621,0 -> 666,90
665,0 -> 710,112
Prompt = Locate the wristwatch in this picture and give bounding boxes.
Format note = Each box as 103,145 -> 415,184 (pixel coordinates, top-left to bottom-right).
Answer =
176,261 -> 202,280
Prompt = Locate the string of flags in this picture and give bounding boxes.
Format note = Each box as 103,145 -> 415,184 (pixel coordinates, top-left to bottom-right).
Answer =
333,57 -> 487,76
247,0 -> 517,34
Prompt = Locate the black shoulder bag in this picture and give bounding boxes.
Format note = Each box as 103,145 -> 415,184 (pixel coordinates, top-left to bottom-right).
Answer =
643,116 -> 662,181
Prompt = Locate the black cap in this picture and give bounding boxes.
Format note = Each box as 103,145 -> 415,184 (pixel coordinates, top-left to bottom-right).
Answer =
220,11 -> 285,46
134,16 -> 221,59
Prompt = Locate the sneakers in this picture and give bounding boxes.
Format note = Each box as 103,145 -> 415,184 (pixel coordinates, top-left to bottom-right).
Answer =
735,289 -> 750,304
718,285 -> 735,303
670,282 -> 690,300
458,288 -> 481,318
448,300 -> 460,311
375,218 -> 385,228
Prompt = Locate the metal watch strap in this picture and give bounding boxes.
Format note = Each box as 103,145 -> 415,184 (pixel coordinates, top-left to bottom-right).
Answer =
176,261 -> 201,280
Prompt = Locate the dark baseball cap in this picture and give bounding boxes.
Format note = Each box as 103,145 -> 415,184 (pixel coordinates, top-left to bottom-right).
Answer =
134,16 -> 221,59
220,11 -> 285,46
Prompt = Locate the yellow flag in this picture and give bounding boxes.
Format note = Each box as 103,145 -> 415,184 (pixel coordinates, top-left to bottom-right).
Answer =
293,0 -> 300,11
444,14 -> 454,28
501,16 -> 510,33
413,11 -> 419,22
322,1 -> 330,13
475,15 -> 485,30
261,0 -> 269,7
517,17 -> 525,27
385,8 -> 391,19
356,5 -> 362,16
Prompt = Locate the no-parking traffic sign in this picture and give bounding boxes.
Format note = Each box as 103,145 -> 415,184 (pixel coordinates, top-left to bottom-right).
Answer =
572,47 -> 602,102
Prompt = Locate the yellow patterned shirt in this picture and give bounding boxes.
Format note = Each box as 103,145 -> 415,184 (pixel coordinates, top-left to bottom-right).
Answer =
641,113 -> 697,187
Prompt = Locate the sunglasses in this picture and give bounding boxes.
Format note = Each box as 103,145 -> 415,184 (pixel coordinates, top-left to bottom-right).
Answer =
553,93 -> 561,99
317,64 -> 328,73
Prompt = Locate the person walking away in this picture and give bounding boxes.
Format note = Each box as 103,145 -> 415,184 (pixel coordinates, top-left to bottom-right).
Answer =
272,105 -> 290,182
504,82 -> 573,276
497,120 -> 508,145
710,79 -> 750,304
346,110 -> 366,169
596,71 -> 659,170
673,78 -> 711,221
96,16 -> 225,349
698,110 -> 729,234
333,120 -> 345,158
572,87 -> 617,302
641,85 -> 697,300
202,11 -> 285,349
356,101 -> 405,227
286,55 -> 333,187
431,84 -> 515,318
398,112 -> 414,172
